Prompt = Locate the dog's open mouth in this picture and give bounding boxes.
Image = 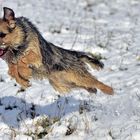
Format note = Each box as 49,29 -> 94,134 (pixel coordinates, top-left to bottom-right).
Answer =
0,48 -> 7,57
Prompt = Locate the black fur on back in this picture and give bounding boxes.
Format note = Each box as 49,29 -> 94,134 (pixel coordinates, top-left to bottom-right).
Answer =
16,17 -> 104,74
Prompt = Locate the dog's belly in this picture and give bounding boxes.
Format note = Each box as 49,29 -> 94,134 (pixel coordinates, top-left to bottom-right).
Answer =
29,65 -> 49,80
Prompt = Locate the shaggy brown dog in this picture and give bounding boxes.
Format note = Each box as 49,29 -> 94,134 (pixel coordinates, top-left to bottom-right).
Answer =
0,7 -> 113,94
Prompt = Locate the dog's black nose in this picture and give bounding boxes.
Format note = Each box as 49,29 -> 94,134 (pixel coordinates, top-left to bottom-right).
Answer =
0,32 -> 6,38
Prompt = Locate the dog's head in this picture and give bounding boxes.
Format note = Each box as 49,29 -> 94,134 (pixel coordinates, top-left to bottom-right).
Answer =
0,7 -> 25,57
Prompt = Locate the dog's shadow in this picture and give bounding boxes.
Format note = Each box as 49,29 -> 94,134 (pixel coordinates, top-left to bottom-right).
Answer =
0,95 -> 88,128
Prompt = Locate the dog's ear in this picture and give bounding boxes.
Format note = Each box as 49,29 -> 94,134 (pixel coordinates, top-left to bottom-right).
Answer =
3,7 -> 16,29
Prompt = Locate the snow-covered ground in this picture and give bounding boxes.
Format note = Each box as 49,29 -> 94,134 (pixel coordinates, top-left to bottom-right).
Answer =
0,0 -> 140,139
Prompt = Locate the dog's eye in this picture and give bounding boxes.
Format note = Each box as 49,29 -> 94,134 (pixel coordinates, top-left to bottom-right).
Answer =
0,32 -> 6,38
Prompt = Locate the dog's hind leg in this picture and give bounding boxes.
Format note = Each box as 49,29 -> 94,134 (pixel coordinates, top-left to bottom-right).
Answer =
73,72 -> 114,95
49,79 -> 71,93
48,70 -> 113,95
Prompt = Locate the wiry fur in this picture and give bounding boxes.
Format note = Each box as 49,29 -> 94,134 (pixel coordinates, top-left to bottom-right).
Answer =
0,7 -> 114,95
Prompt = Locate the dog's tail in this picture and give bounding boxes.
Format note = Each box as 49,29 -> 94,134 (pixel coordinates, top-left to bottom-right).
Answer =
94,79 -> 114,95
75,51 -> 104,70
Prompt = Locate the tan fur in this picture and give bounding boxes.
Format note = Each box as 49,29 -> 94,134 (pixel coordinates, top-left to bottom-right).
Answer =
25,35 -> 42,68
8,63 -> 31,88
8,50 -> 41,89
6,32 -> 43,89
3,27 -> 24,48
0,20 -> 24,48
48,70 -> 113,95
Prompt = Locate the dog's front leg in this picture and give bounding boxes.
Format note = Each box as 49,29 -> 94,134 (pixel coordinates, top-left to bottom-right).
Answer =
8,63 -> 31,89
17,60 -> 32,81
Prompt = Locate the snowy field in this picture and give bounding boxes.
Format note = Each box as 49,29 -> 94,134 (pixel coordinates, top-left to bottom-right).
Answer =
0,0 -> 140,139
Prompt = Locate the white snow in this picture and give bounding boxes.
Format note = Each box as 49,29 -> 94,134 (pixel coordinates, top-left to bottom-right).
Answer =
0,0 -> 139,139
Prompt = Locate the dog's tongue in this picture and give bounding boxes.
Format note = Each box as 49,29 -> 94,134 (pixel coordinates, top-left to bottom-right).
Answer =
0,49 -> 4,57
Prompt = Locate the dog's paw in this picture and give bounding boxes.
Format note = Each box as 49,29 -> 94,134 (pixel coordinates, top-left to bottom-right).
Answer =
17,87 -> 26,93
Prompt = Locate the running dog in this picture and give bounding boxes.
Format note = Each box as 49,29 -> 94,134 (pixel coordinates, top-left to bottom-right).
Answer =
0,7 -> 113,94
